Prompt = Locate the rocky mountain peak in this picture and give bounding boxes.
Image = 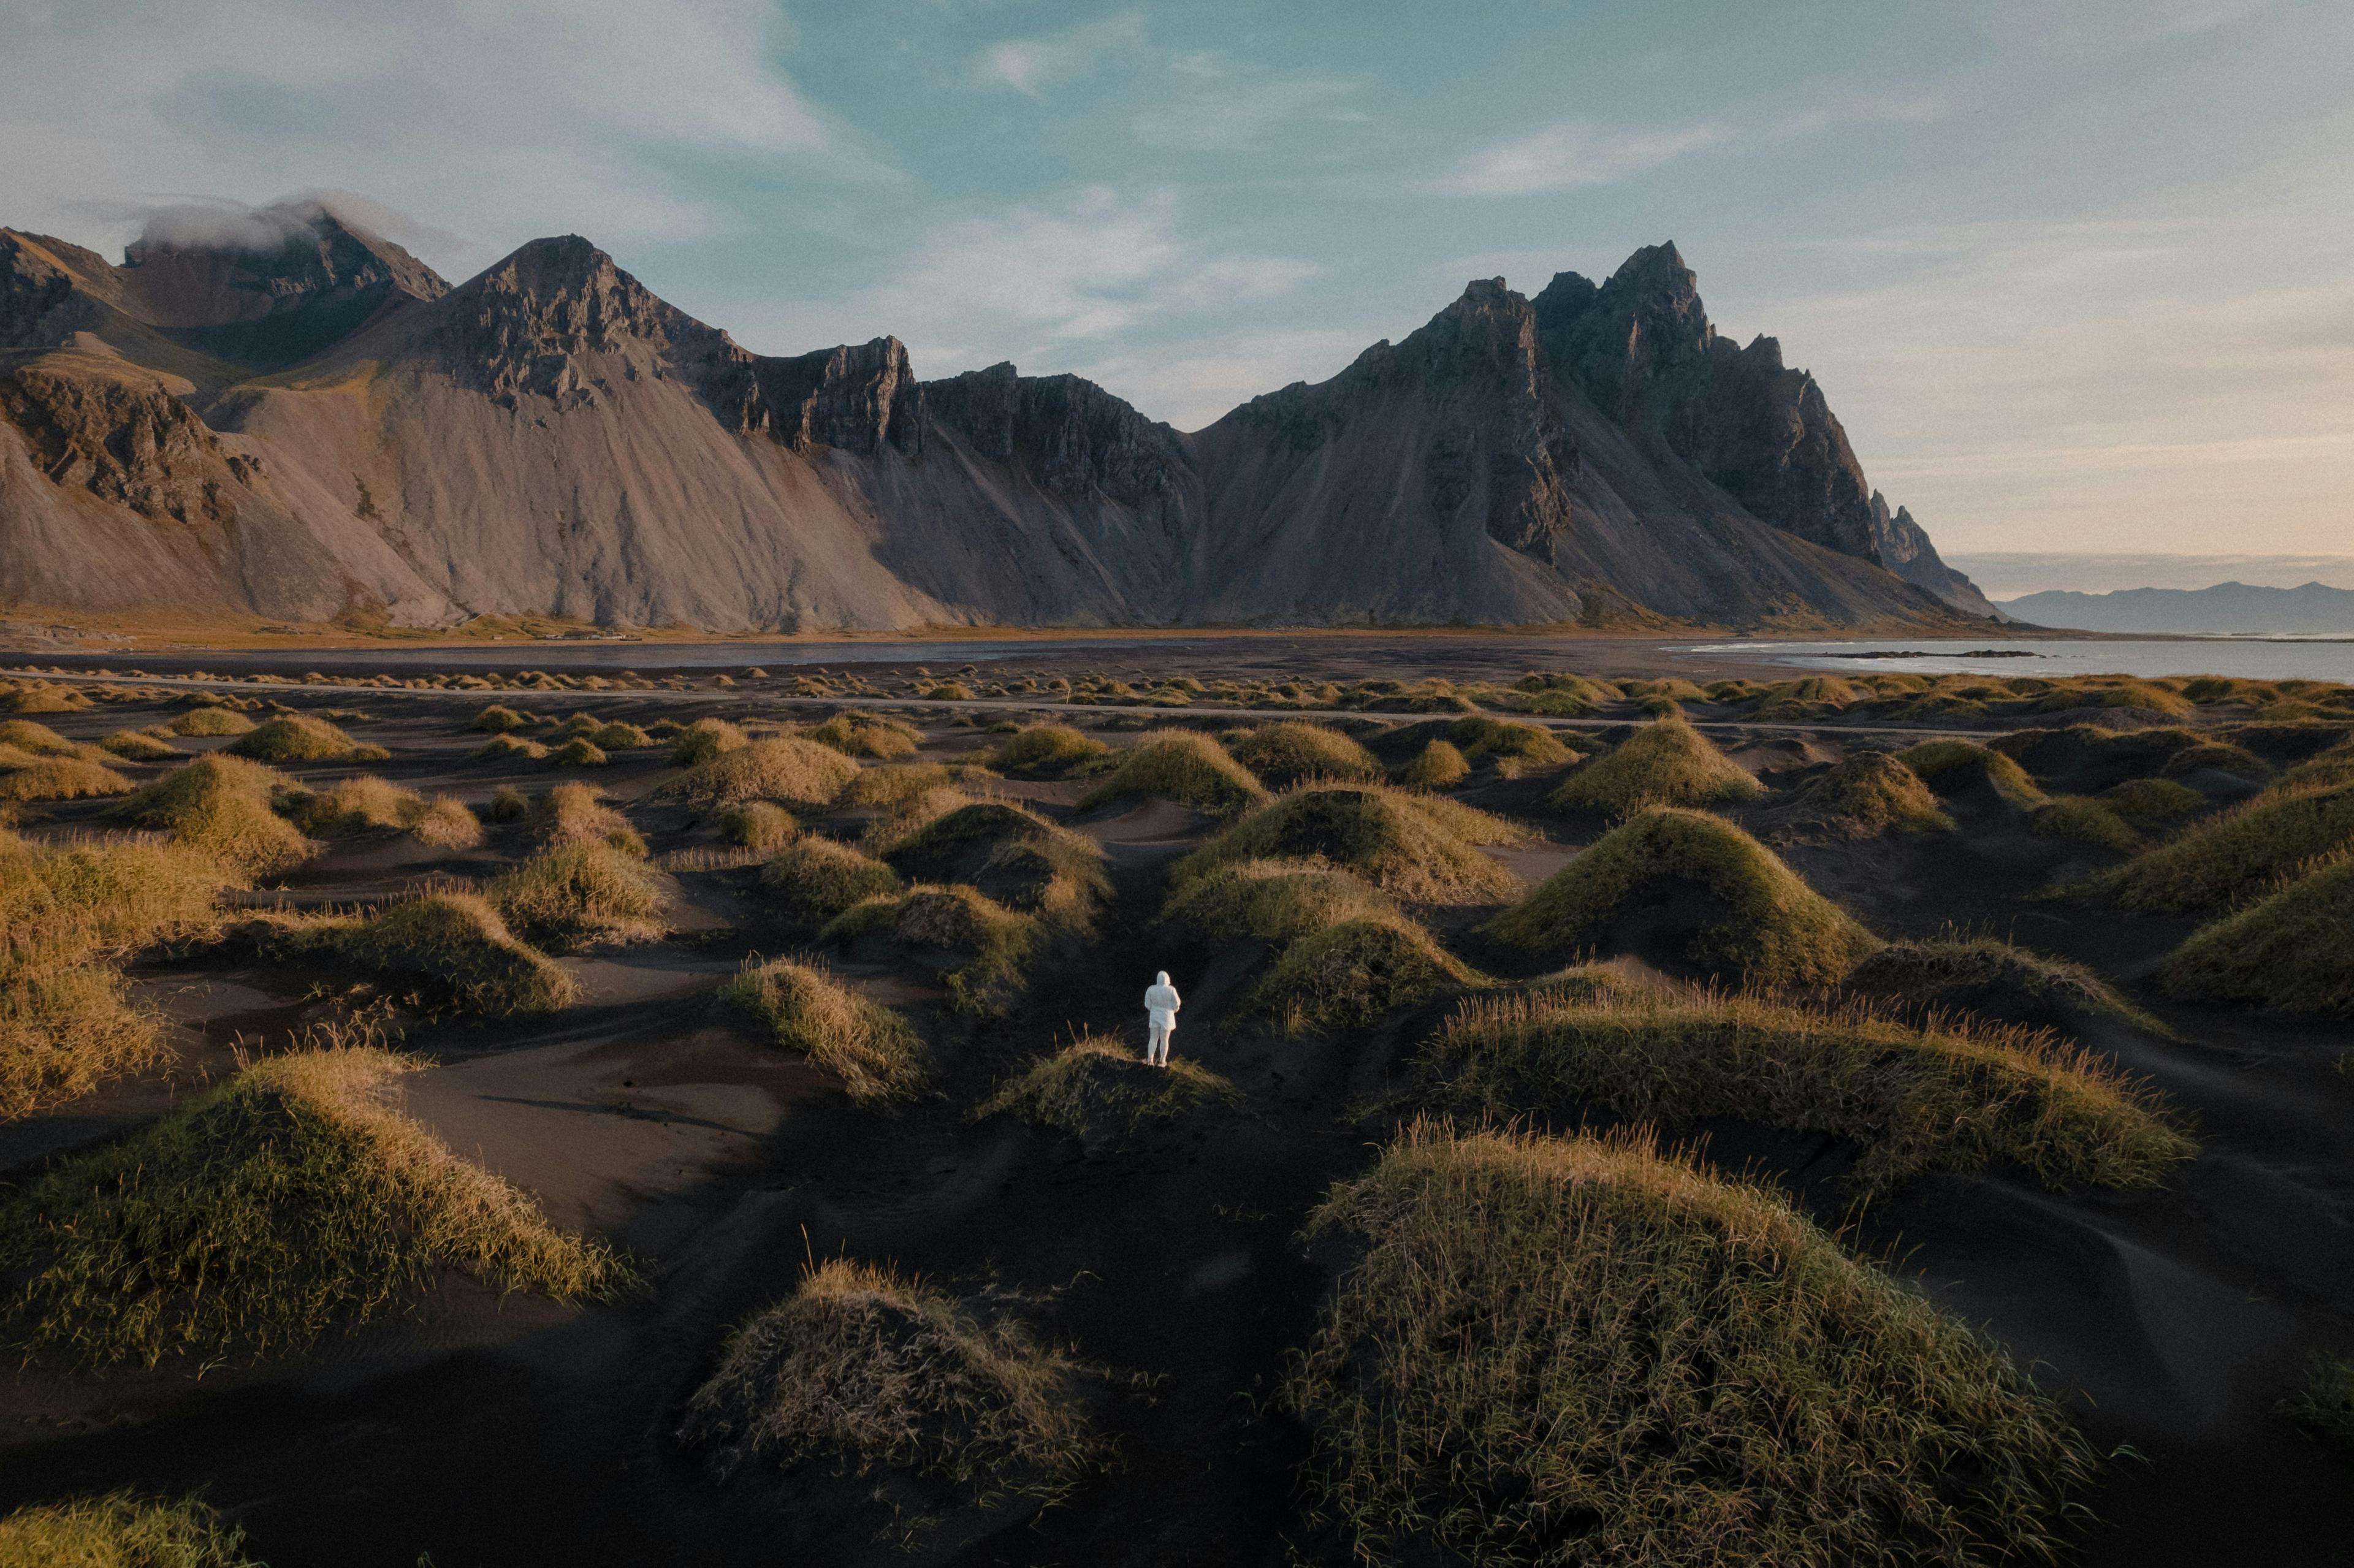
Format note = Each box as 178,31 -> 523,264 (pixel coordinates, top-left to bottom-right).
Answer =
924,361 -> 1187,503
119,200 -> 448,329
744,337 -> 925,458
446,236 -> 731,407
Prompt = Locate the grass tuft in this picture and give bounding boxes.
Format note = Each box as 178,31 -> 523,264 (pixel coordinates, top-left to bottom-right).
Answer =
99,729 -> 181,762
227,714 -> 389,764
113,755 -> 316,876
1548,716 -> 1759,816
1249,915 -> 1480,1034
1175,785 -> 1523,905
1484,808 -> 1877,989
759,837 -> 904,934
1766,753 -> 1952,840
1161,858 -> 1397,943
525,782 -> 647,856
492,843 -> 669,952
1223,722 -> 1383,788
2159,851 -> 2354,1016
1399,739 -> 1469,790
166,706 -> 255,737
1847,937 -> 2166,1037
720,801 -> 799,851
823,885 -> 1041,1018
1286,1123 -> 2099,1567
1078,729 -> 1267,818
263,893 -> 577,1014
881,802 -> 1110,933
809,711 -> 923,760
677,1258 -> 1097,1521
661,736 -> 861,808
979,1033 -> 1237,1148
471,703 -> 533,733
1895,741 -> 2046,808
993,723 -> 1110,774
0,753 -> 135,802
722,957 -> 925,1102
668,717 -> 748,766
0,1045 -> 631,1368
0,1490 -> 261,1567
2085,777 -> 2354,915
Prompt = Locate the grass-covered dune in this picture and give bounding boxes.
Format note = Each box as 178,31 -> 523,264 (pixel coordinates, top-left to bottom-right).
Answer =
1221,721 -> 1383,788
0,1491 -> 262,1567
807,710 -> 922,760
1173,785 -> 1523,906
257,892 -> 578,1016
759,837 -> 903,935
661,736 -> 861,808
0,1047 -> 631,1368
722,957 -> 927,1102
113,755 -> 317,875
1761,752 -> 1952,840
492,842 -> 669,952
1286,1124 -> 2097,1568
1078,729 -> 1265,818
1895,740 -> 2047,809
1246,915 -> 1481,1035
1420,986 -> 2192,1193
2159,853 -> 2354,1017
1483,808 -> 1877,989
1547,716 -> 1759,816
678,1258 -> 1098,1525
2085,777 -> 2354,915
526,780 -> 648,856
880,802 -> 1110,933
1161,858 -> 1397,944
991,723 -> 1109,775
1,830 -> 231,1119
1847,935 -> 2166,1037
823,885 -> 1043,1018
979,1033 -> 1236,1149
227,713 -> 389,764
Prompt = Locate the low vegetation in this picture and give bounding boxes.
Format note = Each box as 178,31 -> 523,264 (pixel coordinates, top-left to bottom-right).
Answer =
1222,722 -> 1383,788
759,837 -> 904,934
471,702 -> 533,733
549,736 -> 609,768
1161,858 -> 1397,943
1483,808 -> 1878,989
677,1258 -> 1097,1523
720,800 -> 798,850
2284,1355 -> 2354,1449
0,749 -> 135,802
1174,785 -> 1524,905
1895,740 -> 2046,809
113,755 -> 316,875
1846,936 -> 2166,1037
1248,915 -> 1480,1034
722,958 -> 925,1102
661,736 -> 861,808
526,781 -> 647,855
2030,796 -> 2142,854
1420,987 -> 2192,1194
0,1491 -> 262,1567
1076,729 -> 1266,818
167,706 -> 256,737
1286,1124 -> 2098,1567
823,885 -> 1042,1018
1547,716 -> 1760,816
278,776 -> 484,850
809,711 -> 923,760
2159,852 -> 2354,1016
261,892 -> 577,1014
881,801 -> 1110,933
473,733 -> 550,763
227,713 -> 389,764
1764,752 -> 1951,840
98,728 -> 180,761
1398,738 -> 1469,789
669,717 -> 748,766
0,1045 -> 631,1368
992,723 -> 1109,774
979,1032 -> 1238,1148
844,761 -> 953,810
2085,777 -> 2354,915
492,842 -> 669,951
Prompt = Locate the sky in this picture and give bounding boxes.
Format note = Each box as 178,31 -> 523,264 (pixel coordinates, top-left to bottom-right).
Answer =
3,0 -> 2350,565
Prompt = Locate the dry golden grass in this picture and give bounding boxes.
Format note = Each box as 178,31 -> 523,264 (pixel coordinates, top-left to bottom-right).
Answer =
471,702 -> 533,733
0,719 -> 99,758
1846,936 -> 2169,1038
1548,717 -> 1760,816
1484,808 -> 1878,989
668,716 -> 748,766
1223,722 -> 1384,788
472,733 -> 550,763
1161,858 -> 1398,943
548,736 -> 609,769
1399,737 -> 1469,789
2087,777 -> 2354,915
1286,1123 -> 2098,1567
280,775 -> 479,849
492,842 -> 669,952
227,714 -> 388,764
677,1258 -> 1098,1524
1753,674 -> 1865,720
823,885 -> 1042,1018
0,1045 -> 631,1368
979,1032 -> 1237,1147
0,1490 -> 261,1566
1895,740 -> 2047,808
97,729 -> 180,762
1175,785 -> 1524,906
1078,729 -> 1267,818
759,837 -> 904,934
1499,671 -> 1620,716
809,711 -> 923,759
0,753 -> 136,802
525,781 -> 647,856
881,801 -> 1110,934
2030,796 -> 2142,854
845,761 -> 954,810
720,800 -> 799,850
993,723 -> 1109,774
1249,915 -> 1481,1034
264,892 -> 578,1014
1765,753 -> 1952,840
113,755 -> 316,876
2160,851 -> 2354,1016
722,957 -> 926,1102
2098,776 -> 2206,829
4,681 -> 90,715
167,706 -> 256,737
661,736 -> 860,808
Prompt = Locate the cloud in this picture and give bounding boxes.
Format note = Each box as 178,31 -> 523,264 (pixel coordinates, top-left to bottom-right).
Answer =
1130,54 -> 1364,152
113,190 -> 466,258
971,11 -> 1145,97
1432,121 -> 1727,197
0,0 -> 894,273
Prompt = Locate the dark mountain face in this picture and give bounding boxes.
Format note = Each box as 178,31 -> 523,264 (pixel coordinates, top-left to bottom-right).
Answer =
0,208 -> 1990,632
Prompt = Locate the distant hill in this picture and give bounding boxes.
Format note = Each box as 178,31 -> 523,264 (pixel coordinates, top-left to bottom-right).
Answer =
2000,581 -> 2354,634
1,199 -> 1994,631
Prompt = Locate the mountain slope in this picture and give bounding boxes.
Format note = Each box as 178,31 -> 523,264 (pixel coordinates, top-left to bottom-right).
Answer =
2000,582 -> 2354,634
0,200 -> 1991,632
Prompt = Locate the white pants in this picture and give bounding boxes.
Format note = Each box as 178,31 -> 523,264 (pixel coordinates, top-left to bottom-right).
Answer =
1146,1018 -> 1173,1065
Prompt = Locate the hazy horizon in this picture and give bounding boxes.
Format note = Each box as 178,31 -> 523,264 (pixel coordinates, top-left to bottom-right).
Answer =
4,1 -> 2348,563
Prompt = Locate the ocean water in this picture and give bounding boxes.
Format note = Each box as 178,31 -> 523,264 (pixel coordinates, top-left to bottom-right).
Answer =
1678,637 -> 2354,683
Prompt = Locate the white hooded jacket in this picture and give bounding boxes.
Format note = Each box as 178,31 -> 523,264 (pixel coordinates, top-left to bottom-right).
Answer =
1145,972 -> 1181,1029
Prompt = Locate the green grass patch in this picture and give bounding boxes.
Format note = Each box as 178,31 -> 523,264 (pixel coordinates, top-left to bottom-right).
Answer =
1766,753 -> 1951,840
2159,852 -> 2354,1016
2084,777 -> 2354,915
1547,717 -> 1759,816
978,1033 -> 1238,1148
0,1045 -> 631,1368
2283,1354 -> 2354,1448
1398,739 -> 1469,789
1078,729 -> 1267,818
1285,1123 -> 2098,1567
880,801 -> 1110,933
1222,722 -> 1384,788
2097,777 -> 2206,829
2030,796 -> 2141,854
1161,858 -> 1397,943
1175,785 -> 1525,906
1484,808 -> 1877,989
1895,740 -> 2046,808
1248,915 -> 1481,1034
759,837 -> 903,934
677,1257 -> 1098,1526
722,957 -> 925,1102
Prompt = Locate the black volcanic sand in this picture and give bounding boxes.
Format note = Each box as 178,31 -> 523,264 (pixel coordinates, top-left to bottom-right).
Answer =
1,658 -> 2349,1568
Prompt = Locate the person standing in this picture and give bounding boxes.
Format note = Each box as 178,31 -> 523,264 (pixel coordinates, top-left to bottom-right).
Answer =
1143,970 -> 1182,1066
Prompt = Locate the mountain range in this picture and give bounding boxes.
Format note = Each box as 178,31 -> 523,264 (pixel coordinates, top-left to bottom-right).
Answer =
1998,582 -> 2354,635
0,197 -> 1994,633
